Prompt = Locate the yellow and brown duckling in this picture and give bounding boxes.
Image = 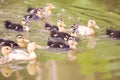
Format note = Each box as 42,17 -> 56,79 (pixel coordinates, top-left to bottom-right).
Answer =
57,19 -> 66,32
16,34 -> 30,48
44,3 -> 56,16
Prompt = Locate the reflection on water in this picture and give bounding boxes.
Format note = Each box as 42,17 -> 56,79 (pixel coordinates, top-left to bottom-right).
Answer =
68,50 -> 77,61
0,0 -> 120,80
1,64 -> 13,77
87,36 -> 96,49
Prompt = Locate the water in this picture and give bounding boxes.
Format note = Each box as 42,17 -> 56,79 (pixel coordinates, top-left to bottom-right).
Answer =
0,0 -> 120,80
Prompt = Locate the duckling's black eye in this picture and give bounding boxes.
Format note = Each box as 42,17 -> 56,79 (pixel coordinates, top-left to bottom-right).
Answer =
6,48 -> 9,50
90,22 -> 93,23
57,20 -> 60,22
71,26 -> 74,28
18,36 -> 23,38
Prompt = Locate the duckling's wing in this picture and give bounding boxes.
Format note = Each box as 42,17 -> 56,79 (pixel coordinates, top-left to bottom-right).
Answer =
77,26 -> 90,35
8,50 -> 29,61
11,50 -> 28,56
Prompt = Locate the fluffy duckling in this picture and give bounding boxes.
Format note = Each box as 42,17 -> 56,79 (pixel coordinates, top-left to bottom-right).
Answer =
106,28 -> 120,39
72,20 -> 99,37
44,3 -> 55,16
47,38 -> 69,49
4,19 -> 30,32
50,30 -> 72,41
57,19 -> 66,32
44,22 -> 59,31
21,18 -> 30,32
0,38 -> 19,48
70,23 -> 80,41
16,34 -> 30,48
47,37 -> 77,50
1,42 -> 41,63
4,20 -> 23,32
27,7 -> 36,14
35,8 -> 45,20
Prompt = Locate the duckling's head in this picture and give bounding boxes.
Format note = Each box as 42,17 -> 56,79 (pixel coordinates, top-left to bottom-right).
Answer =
57,19 -> 66,27
68,37 -> 78,49
37,8 -> 45,16
88,20 -> 99,29
16,34 -> 24,43
70,23 -> 79,33
21,18 -> 27,25
106,28 -> 112,36
4,20 -> 12,26
1,46 -> 12,56
45,3 -> 55,10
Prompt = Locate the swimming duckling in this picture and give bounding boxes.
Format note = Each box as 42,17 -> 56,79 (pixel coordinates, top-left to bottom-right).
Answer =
106,28 -> 120,39
4,20 -> 23,32
57,19 -> 66,32
1,42 -> 41,62
44,22 -> 59,31
21,18 -> 30,32
0,38 -> 19,48
35,8 -> 45,20
4,19 -> 30,32
50,30 -> 72,41
15,34 -> 30,48
44,3 -> 55,16
47,37 -> 77,50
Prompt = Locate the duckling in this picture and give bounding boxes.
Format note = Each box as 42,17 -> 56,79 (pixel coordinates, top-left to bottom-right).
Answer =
73,20 -> 99,37
44,3 -> 55,16
35,8 -> 45,20
27,7 -> 36,14
70,24 -> 79,41
57,19 -> 66,32
4,19 -> 30,32
21,18 -> 30,32
47,37 -> 77,50
1,42 -> 41,62
106,28 -> 120,39
16,34 -> 30,48
50,30 -> 72,41
0,38 -> 19,48
47,38 -> 69,49
44,22 -> 59,31
4,20 -> 23,32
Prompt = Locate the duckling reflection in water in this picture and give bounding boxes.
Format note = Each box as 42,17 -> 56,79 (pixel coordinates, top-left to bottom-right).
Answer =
1,65 -> 13,77
16,34 -> 30,48
27,61 -> 42,80
87,35 -> 96,49
68,50 -> 77,61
